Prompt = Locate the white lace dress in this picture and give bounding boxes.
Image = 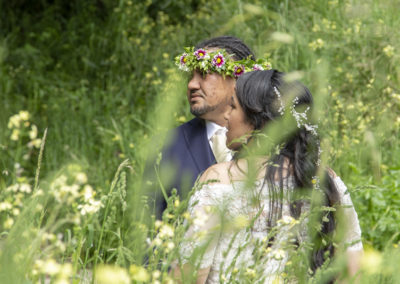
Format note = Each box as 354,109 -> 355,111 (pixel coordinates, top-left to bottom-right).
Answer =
178,176 -> 362,283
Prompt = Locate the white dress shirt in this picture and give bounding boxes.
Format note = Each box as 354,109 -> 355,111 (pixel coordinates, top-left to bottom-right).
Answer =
206,121 -> 233,162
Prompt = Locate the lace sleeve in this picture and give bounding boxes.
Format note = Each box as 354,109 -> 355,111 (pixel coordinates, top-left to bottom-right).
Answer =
334,177 -> 363,251
179,183 -> 223,269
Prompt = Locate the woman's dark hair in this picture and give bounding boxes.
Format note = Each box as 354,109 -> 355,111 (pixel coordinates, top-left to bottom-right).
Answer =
195,35 -> 255,61
235,70 -> 340,274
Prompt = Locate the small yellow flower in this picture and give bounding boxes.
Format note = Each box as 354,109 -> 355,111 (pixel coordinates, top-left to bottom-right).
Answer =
83,185 -> 94,201
130,264 -> 150,282
75,172 -> 88,185
361,248 -> 382,274
12,208 -> 20,216
165,241 -> 175,252
19,110 -> 30,121
383,45 -> 395,57
155,220 -> 163,228
273,249 -> 286,260
193,210 -> 208,227
96,265 -> 130,284
28,138 -> 42,148
159,224 -> 174,238
308,38 -> 324,51
8,114 -> 21,129
42,259 -> 61,276
177,116 -> 186,123
0,201 -> 13,211
233,215 -> 249,229
60,263 -> 72,278
29,125 -> 38,139
152,237 -> 162,246
4,217 -> 14,229
312,24 -> 320,32
245,268 -> 256,278
278,215 -> 298,226
11,129 -> 20,141
152,270 -> 161,279
112,135 -> 121,141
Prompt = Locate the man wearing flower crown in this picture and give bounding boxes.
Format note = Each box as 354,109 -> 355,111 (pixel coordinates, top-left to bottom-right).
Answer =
151,36 -> 271,219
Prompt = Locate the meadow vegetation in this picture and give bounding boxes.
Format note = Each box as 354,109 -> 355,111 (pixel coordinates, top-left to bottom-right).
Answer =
0,0 -> 399,282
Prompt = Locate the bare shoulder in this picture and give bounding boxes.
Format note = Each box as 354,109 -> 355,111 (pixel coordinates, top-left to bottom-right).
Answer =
199,162 -> 233,184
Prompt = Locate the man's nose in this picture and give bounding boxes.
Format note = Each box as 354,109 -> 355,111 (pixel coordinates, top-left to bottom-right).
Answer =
187,72 -> 201,91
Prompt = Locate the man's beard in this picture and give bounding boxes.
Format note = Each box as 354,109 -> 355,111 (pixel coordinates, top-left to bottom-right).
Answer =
190,104 -> 218,117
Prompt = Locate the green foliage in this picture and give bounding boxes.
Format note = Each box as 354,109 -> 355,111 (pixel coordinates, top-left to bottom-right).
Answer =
0,0 -> 400,282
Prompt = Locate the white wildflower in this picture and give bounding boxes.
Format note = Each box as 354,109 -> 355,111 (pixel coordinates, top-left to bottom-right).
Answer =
96,265 -> 130,284
29,124 -> 38,139
8,114 -> 22,129
11,129 -> 20,141
19,183 -> 32,193
78,199 -> 102,215
4,217 -> 14,229
41,259 -> 61,276
273,249 -> 286,260
0,202 -> 12,211
27,138 -> 42,148
82,185 -> 94,201
6,184 -> 19,192
12,208 -> 20,216
383,45 -> 394,57
193,210 -> 208,227
159,224 -> 174,238
75,172 -> 88,185
19,110 -> 30,121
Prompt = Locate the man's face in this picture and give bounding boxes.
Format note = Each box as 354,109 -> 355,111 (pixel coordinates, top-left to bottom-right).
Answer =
187,70 -> 235,125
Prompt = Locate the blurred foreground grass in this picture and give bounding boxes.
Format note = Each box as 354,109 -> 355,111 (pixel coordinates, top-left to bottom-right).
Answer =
1,0 -> 400,282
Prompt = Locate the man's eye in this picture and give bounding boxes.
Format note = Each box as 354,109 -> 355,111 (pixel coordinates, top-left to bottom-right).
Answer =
200,71 -> 208,77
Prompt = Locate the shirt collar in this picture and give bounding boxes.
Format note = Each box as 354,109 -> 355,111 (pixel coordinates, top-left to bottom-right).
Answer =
206,121 -> 226,140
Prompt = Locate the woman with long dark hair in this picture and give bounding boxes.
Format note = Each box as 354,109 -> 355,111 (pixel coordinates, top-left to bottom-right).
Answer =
173,70 -> 363,283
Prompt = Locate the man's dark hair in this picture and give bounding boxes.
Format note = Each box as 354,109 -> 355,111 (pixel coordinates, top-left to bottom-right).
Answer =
195,35 -> 255,61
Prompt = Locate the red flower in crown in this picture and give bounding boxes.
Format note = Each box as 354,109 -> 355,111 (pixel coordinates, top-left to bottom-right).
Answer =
212,53 -> 225,68
234,65 -> 245,77
194,49 -> 207,60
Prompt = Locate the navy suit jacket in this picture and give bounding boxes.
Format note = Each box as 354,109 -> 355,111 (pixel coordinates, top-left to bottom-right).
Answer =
154,117 -> 216,218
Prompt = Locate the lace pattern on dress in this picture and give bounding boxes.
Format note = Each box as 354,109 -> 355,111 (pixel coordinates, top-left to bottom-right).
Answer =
178,176 -> 363,283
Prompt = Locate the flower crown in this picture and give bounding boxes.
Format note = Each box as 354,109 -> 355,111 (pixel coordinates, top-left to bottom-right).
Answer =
175,47 -> 272,78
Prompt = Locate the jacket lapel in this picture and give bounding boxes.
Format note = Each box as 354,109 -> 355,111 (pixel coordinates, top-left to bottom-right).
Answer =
182,118 -> 216,172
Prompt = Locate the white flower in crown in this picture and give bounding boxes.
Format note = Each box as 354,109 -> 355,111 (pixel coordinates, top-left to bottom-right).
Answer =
252,64 -> 264,71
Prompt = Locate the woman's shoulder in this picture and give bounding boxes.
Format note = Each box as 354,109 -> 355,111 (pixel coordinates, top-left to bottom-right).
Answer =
198,161 -> 233,185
